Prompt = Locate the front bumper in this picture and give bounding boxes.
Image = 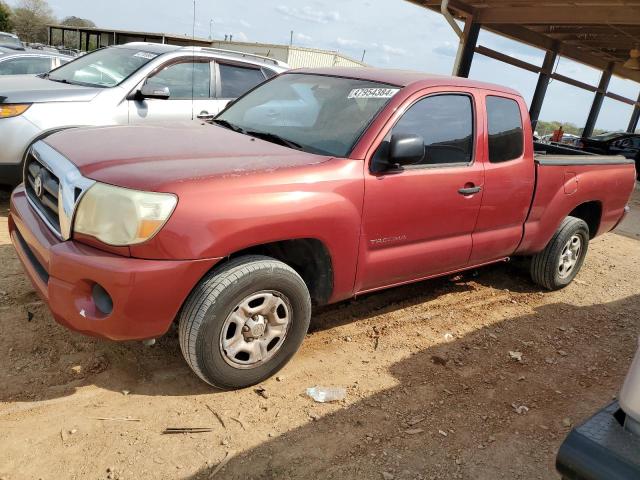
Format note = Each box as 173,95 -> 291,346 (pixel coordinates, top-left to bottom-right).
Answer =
0,115 -> 40,187
9,186 -> 221,340
556,402 -> 640,479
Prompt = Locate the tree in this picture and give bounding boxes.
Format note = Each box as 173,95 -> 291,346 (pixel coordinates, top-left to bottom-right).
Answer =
11,0 -> 56,43
0,1 -> 12,32
60,16 -> 95,28
57,15 -> 95,48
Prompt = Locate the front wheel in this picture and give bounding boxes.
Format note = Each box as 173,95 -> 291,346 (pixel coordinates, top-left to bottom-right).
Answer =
178,255 -> 311,389
530,216 -> 590,290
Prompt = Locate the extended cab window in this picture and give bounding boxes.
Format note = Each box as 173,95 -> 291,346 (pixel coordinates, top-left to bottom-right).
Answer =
218,63 -> 265,98
147,61 -> 211,99
486,96 -> 524,163
390,94 -> 474,165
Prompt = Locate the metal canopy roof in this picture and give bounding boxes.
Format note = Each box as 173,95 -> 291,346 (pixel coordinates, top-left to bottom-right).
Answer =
410,0 -> 640,83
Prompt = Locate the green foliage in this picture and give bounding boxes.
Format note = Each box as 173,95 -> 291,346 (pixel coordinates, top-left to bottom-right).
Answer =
56,15 -> 96,49
535,120 -> 608,138
0,1 -> 12,32
60,15 -> 95,28
11,0 -> 55,43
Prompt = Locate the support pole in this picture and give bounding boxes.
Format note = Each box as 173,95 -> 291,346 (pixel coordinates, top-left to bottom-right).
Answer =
47,26 -> 52,46
628,93 -> 640,133
453,19 -> 480,78
529,48 -> 557,130
583,63 -> 613,138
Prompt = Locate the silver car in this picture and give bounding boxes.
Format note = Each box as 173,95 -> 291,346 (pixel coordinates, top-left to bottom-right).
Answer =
0,47 -> 72,75
0,42 -> 288,186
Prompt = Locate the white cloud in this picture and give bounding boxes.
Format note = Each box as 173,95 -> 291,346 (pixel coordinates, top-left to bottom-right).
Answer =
382,44 -> 407,56
295,32 -> 313,42
276,5 -> 341,24
433,42 -> 457,58
233,31 -> 249,42
239,19 -> 251,28
336,37 -> 364,48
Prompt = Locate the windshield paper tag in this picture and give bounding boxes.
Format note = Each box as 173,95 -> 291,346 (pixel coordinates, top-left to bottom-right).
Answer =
348,88 -> 399,99
133,51 -> 157,60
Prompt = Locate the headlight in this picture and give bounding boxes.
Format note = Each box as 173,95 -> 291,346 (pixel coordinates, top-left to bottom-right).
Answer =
74,183 -> 177,246
0,104 -> 31,118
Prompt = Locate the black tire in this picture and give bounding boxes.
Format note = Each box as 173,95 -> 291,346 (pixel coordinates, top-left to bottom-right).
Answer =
178,255 -> 311,389
530,216 -> 589,290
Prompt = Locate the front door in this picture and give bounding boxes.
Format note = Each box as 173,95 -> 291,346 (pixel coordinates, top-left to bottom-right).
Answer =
128,59 -> 217,124
356,91 -> 485,292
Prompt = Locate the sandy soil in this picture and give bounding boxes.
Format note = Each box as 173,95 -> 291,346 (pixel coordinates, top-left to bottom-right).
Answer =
0,185 -> 638,480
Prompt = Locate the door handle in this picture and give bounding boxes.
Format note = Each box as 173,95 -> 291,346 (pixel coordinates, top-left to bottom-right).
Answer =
458,185 -> 482,195
197,111 -> 214,120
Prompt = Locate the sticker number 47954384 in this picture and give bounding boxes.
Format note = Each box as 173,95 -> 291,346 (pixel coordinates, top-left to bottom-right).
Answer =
348,88 -> 399,99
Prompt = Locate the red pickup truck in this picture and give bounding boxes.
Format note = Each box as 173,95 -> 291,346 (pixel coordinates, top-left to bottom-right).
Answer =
8,68 -> 636,389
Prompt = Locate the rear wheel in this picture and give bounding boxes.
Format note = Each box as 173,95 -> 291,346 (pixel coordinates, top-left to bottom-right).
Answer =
530,216 -> 589,290
178,255 -> 311,389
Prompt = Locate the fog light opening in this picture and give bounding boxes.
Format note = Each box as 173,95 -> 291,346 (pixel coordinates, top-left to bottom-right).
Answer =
92,283 -> 113,315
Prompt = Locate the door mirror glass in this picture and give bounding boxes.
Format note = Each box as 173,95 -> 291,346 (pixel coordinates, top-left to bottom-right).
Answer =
139,83 -> 170,100
389,133 -> 424,166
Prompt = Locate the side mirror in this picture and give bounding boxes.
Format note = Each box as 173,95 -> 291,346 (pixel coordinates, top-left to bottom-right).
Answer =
139,83 -> 170,100
389,133 -> 424,167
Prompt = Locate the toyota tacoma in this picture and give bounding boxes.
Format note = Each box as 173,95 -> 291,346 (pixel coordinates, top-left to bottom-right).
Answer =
8,68 -> 637,388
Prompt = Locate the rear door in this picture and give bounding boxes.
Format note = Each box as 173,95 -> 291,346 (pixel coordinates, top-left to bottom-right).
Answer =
356,89 -> 485,292
128,58 -> 215,124
468,94 -> 535,264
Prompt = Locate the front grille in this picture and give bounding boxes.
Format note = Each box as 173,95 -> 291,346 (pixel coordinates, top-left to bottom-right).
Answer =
24,152 -> 61,234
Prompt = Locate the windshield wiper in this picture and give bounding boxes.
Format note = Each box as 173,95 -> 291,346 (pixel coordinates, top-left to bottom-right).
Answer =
211,119 -> 245,133
47,77 -> 73,85
245,130 -> 303,150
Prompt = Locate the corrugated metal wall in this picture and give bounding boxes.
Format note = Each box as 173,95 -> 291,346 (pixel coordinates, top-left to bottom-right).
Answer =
209,40 -> 366,69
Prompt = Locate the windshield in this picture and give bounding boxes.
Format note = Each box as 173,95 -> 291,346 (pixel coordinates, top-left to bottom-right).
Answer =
216,73 -> 400,157
48,47 -> 158,87
0,33 -> 22,49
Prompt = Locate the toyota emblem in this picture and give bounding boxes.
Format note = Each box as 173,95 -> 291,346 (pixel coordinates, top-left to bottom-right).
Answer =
33,174 -> 43,198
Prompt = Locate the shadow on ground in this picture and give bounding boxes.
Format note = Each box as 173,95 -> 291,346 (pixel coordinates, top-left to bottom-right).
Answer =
184,295 -> 639,480
0,239 -> 539,403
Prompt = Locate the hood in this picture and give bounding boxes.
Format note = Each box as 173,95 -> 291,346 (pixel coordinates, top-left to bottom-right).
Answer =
0,75 -> 101,103
44,123 -> 332,191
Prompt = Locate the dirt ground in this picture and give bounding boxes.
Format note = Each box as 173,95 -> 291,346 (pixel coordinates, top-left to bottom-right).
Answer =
1,185 -> 639,480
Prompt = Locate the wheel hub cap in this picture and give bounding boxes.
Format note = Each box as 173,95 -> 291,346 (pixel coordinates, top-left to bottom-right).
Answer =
244,315 -> 267,339
219,291 -> 291,369
558,234 -> 582,279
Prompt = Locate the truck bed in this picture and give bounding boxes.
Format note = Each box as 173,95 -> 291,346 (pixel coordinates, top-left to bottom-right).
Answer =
534,154 -> 635,166
515,148 -> 637,256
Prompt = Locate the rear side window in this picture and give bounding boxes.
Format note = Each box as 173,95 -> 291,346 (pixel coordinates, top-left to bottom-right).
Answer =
0,56 -> 52,75
486,96 -> 524,163
218,63 -> 266,98
390,94 -> 474,165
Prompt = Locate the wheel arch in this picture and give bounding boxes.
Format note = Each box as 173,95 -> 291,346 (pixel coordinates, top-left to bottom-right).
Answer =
568,200 -> 602,239
222,238 -> 334,306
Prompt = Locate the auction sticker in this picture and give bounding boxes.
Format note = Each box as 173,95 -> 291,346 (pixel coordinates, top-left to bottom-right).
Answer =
133,51 -> 158,60
348,87 -> 399,99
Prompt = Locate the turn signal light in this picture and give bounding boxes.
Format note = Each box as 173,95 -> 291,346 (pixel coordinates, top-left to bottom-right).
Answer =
0,104 -> 31,118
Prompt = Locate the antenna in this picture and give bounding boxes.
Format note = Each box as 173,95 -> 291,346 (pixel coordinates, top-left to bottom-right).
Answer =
191,0 -> 196,121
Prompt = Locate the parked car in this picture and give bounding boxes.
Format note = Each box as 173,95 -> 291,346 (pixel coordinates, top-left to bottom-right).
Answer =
580,132 -> 640,179
8,68 -> 636,389
0,47 -> 71,76
0,31 -> 24,50
0,42 -> 288,187
556,337 -> 640,478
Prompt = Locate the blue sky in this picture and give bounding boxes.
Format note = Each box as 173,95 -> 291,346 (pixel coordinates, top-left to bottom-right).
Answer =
13,0 -> 639,131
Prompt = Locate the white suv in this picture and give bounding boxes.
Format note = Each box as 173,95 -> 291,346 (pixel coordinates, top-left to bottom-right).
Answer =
0,42 -> 288,186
